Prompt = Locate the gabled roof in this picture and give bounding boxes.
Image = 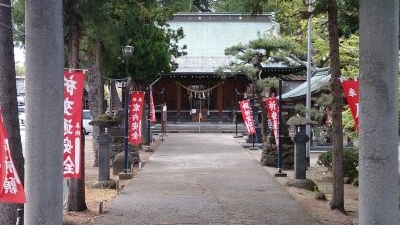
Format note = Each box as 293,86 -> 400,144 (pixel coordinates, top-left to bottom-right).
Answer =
281,68 -> 331,100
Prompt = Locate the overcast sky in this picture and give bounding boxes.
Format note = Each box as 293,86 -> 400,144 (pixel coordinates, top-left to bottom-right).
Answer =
14,46 -> 25,65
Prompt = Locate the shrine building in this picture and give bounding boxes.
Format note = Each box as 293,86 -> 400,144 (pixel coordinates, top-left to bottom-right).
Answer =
151,13 -> 306,123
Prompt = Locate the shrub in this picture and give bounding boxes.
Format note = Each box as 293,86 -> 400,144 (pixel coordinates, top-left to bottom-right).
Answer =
317,149 -> 359,182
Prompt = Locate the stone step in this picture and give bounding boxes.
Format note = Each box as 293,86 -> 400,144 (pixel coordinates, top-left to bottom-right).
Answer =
151,123 -> 248,134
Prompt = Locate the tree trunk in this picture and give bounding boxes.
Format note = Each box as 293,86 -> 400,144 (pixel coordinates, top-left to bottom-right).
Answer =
327,0 -> 344,212
359,1 -> 399,224
0,0 -> 24,223
88,37 -> 106,167
66,0 -> 87,212
25,1 -> 64,224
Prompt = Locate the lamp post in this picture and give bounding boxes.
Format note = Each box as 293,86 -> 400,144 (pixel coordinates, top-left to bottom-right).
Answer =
305,0 -> 314,167
122,45 -> 133,177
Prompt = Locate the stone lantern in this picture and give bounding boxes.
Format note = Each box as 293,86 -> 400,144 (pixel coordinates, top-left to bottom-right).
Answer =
90,114 -> 120,182
286,115 -> 317,179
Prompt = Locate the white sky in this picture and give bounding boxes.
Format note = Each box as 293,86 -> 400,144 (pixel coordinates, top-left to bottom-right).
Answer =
14,46 -> 25,65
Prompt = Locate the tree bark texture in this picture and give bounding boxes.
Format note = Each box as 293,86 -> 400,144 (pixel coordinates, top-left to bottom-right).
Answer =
359,1 -> 399,224
66,0 -> 87,212
327,0 -> 344,212
0,0 -> 24,223
25,0 -> 64,224
88,37 -> 106,167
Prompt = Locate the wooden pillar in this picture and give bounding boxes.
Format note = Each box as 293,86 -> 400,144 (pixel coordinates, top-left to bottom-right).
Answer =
217,84 -> 223,122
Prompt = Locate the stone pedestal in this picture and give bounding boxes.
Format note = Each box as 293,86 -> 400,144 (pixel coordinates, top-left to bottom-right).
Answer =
286,115 -> 316,180
293,130 -> 309,179
96,133 -> 112,182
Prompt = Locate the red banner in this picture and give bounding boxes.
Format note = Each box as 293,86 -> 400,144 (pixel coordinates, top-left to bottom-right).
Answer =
129,92 -> 145,145
0,108 -> 26,203
265,97 -> 279,148
341,79 -> 359,131
239,99 -> 256,134
63,70 -> 85,178
150,90 -> 156,122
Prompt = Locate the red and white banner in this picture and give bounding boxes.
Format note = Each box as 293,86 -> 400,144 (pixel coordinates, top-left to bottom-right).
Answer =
239,99 -> 256,135
265,97 -> 279,148
129,92 -> 145,145
341,79 -> 359,131
63,70 -> 85,178
0,108 -> 26,203
150,90 -> 156,122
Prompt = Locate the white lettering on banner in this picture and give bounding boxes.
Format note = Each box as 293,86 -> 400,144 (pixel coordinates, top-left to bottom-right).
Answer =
242,102 -> 250,110
0,108 -> 26,202
5,156 -> 13,174
131,131 -> 139,140
131,122 -> 139,130
348,88 -> 357,98
3,177 -> 17,194
355,103 -> 359,118
74,122 -> 81,136
64,138 -> 73,154
132,114 -> 139,121
133,103 -> 141,112
64,75 -> 78,96
63,156 -> 75,175
268,101 -> 277,111
271,111 -> 278,121
64,118 -> 73,135
64,97 -> 74,116
3,138 -> 9,152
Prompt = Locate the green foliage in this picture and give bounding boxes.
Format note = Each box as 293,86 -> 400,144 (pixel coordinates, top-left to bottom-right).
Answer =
317,151 -> 332,168
257,77 -> 278,89
11,0 -> 25,43
15,64 -> 24,77
71,0 -> 186,85
342,106 -> 357,139
158,0 -> 212,12
317,149 -> 359,181
339,34 -> 359,78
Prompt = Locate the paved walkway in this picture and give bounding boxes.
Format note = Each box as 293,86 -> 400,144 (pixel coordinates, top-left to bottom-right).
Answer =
93,133 -> 320,225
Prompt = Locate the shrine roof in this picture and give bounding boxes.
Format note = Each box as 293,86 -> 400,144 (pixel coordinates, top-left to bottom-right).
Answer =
281,68 -> 331,100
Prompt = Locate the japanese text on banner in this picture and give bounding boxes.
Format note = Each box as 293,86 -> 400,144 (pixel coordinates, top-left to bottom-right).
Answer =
63,70 -> 85,178
239,99 -> 256,135
129,92 -> 145,145
265,97 -> 279,148
0,108 -> 26,203
341,79 -> 359,131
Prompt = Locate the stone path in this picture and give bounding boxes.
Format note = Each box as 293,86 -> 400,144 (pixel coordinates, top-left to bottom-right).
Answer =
93,133 -> 320,225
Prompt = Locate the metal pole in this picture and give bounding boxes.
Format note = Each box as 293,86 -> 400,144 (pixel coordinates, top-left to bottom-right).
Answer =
278,77 -> 283,173
252,85 -> 255,148
147,86 -> 151,146
305,0 -> 313,167
124,78 -> 130,173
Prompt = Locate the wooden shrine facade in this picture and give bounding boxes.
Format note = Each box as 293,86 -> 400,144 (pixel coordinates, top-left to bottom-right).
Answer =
152,73 -> 250,123
151,66 -> 307,123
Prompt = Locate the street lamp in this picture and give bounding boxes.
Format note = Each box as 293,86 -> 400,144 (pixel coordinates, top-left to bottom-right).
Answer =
122,45 -> 133,176
305,0 -> 314,167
